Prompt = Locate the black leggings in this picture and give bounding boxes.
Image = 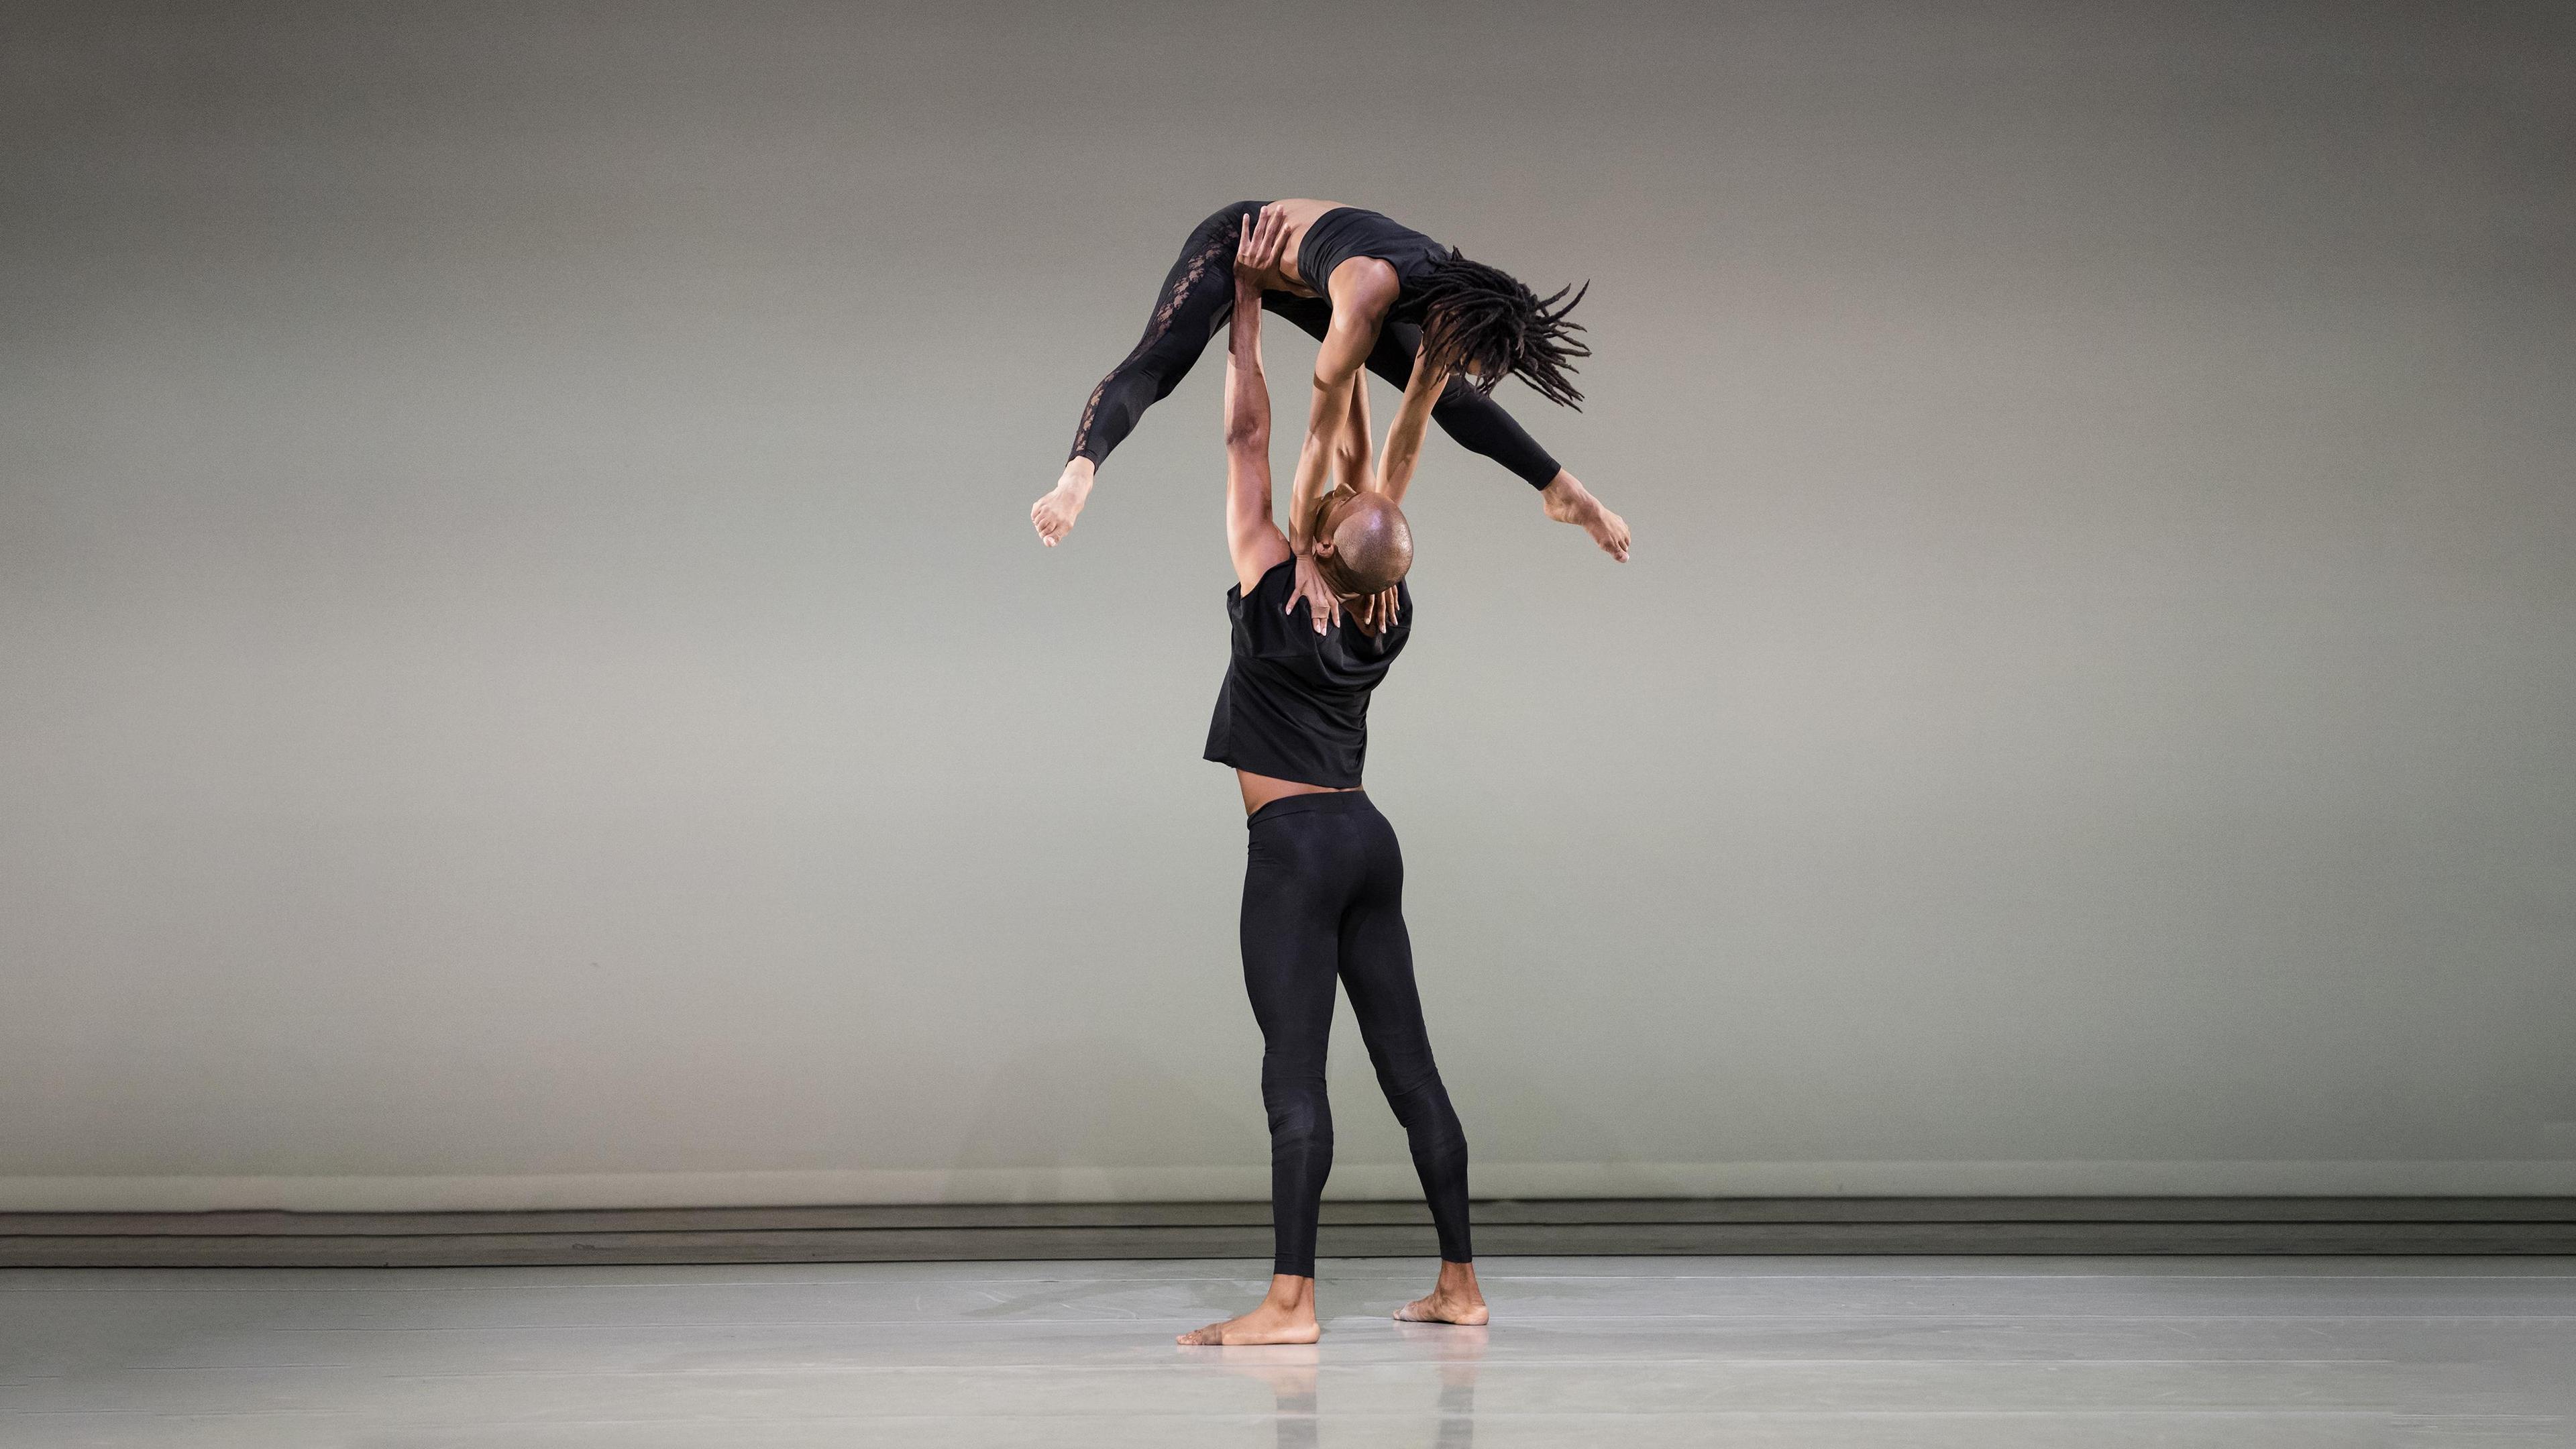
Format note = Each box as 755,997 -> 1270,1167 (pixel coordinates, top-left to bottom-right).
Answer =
1240,792 -> 1472,1278
1070,201 -> 1562,490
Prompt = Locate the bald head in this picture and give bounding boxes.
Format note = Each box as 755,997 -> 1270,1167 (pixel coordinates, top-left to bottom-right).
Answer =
1320,492 -> 1413,595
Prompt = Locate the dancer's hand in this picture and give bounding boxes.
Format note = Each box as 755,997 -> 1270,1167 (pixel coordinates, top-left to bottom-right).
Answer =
1237,207 -> 1289,289
1356,585 -> 1399,633
1287,551 -> 1339,635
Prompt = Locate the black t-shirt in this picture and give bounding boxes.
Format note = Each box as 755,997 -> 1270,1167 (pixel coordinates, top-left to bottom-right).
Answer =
1205,559 -> 1412,788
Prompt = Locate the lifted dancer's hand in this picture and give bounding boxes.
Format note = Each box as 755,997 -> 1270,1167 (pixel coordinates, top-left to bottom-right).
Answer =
1287,551 -> 1339,635
1237,207 -> 1289,290
1356,584 -> 1399,633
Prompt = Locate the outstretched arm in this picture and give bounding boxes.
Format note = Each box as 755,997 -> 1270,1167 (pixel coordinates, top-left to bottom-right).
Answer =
1224,215 -> 1292,594
1280,256 -> 1397,632
1330,372 -> 1374,498
1285,260 -> 1393,552
1311,338 -> 1447,634
1374,337 -> 1448,506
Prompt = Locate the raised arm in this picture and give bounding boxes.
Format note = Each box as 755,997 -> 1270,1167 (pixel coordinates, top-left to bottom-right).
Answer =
1223,214 -> 1292,594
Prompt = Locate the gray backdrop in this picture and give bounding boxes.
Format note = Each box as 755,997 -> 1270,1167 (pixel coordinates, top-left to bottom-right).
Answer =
5,1 -> 2571,1211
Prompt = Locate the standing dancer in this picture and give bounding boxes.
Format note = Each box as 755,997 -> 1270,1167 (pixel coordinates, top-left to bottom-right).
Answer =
1033,199 -> 1629,568
1178,217 -> 1486,1346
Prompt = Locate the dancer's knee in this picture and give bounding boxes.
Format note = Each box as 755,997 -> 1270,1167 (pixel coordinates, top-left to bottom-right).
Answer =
1265,1094 -> 1332,1142
1370,1049 -> 1444,1107
1381,1070 -> 1466,1145
1261,1061 -> 1332,1141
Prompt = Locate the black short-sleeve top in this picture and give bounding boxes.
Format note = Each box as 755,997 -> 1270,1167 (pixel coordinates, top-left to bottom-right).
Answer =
1205,559 -> 1412,788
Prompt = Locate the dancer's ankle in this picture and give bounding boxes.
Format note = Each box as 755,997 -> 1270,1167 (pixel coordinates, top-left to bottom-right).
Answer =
1265,1273 -> 1317,1312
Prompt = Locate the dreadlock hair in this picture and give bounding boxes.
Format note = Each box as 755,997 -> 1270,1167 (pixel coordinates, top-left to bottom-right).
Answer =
1415,252 -> 1591,409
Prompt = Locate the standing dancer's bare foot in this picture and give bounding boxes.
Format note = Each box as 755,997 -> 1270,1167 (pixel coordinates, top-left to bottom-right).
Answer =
1177,1274 -> 1322,1345
1540,470 -> 1631,561
1394,1260 -> 1490,1325
1032,458 -> 1094,546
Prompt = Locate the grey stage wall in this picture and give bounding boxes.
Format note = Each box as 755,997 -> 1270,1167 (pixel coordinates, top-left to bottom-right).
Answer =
2,1 -> 2571,1212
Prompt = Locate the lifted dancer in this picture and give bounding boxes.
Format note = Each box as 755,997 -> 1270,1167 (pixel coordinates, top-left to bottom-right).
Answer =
1034,199 -> 1629,567
1179,217 -> 1486,1346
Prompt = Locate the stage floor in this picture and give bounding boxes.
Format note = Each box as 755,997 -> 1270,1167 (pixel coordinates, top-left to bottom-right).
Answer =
7,1256 -> 2572,1446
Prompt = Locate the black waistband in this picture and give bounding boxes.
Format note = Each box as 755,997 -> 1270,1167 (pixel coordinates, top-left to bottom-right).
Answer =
1246,790 -> 1373,827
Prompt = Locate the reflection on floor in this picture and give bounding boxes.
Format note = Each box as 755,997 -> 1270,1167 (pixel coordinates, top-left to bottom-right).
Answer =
5,1256 -> 2573,1446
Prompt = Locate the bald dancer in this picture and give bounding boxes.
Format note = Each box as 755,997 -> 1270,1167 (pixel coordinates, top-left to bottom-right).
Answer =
1178,217 -> 1486,1346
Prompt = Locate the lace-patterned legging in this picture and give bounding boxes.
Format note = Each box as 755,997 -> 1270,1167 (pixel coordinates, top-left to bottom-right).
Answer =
1068,201 -> 1563,490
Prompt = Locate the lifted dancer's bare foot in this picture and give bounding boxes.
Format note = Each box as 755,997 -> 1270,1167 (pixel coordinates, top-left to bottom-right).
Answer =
1032,458 -> 1094,546
1540,470 -> 1630,561
1177,1274 -> 1322,1345
1394,1260 -> 1489,1325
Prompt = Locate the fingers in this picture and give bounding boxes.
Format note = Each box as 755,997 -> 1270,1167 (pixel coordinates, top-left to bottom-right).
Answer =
1285,553 -> 1346,635
1240,209 -> 1278,277
1242,203 -> 1287,274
